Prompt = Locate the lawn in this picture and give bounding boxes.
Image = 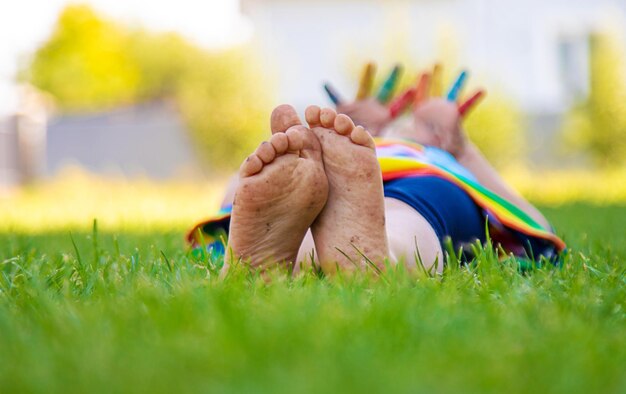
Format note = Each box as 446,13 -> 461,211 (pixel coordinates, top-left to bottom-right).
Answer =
0,192 -> 624,392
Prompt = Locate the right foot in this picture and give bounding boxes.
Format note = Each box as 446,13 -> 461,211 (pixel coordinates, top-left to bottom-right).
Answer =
305,106 -> 389,273
227,106 -> 328,270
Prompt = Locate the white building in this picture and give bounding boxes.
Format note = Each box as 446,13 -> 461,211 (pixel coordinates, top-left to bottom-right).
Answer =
242,0 -> 625,115
0,85 -> 48,191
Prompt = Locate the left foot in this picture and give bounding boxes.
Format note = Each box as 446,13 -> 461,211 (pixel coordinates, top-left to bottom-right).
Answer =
305,106 -> 389,273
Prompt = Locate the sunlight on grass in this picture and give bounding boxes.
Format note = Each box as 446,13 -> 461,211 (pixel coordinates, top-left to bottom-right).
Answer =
1,205 -> 624,393
1,171 -> 624,392
1,167 -> 625,233
504,167 -> 626,205
0,168 -> 227,232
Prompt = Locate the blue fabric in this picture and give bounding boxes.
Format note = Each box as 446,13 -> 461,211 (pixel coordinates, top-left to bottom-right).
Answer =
422,146 -> 477,181
383,175 -> 487,254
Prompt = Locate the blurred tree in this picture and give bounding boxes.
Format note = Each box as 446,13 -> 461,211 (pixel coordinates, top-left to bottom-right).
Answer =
464,93 -> 525,168
175,50 -> 269,167
561,33 -> 626,168
22,5 -> 269,171
127,31 -> 195,100
27,5 -> 140,109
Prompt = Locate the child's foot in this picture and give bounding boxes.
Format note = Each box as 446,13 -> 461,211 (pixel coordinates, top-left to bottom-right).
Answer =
305,106 -> 389,272
227,106 -> 328,270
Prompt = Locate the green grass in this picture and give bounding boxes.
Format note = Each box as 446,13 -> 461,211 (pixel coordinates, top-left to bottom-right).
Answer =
1,203 -> 624,393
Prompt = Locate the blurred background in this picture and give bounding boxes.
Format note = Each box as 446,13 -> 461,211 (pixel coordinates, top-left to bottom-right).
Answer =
1,0 -> 625,231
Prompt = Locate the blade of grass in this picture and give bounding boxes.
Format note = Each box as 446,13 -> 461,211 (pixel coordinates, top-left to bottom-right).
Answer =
69,232 -> 84,270
160,250 -> 173,272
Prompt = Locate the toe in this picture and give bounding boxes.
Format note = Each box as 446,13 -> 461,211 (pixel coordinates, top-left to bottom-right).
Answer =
255,141 -> 276,164
305,105 -> 322,127
285,125 -> 322,158
350,125 -> 375,149
240,154 -> 264,177
271,104 -> 302,134
320,108 -> 337,128
334,114 -> 355,135
285,126 -> 305,151
270,133 -> 289,154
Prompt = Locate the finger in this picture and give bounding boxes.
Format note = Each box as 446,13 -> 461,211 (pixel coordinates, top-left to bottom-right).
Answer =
389,87 -> 416,118
356,62 -> 376,100
270,104 -> 302,133
323,82 -> 343,106
376,64 -> 402,104
414,72 -> 431,108
446,70 -> 468,102
430,63 -> 443,97
458,89 -> 486,117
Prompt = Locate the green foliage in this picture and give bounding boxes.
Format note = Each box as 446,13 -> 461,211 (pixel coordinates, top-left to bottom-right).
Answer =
0,204 -> 625,393
27,5 -> 140,109
464,93 -> 526,168
23,5 -> 269,170
562,33 -> 626,168
175,50 -> 268,168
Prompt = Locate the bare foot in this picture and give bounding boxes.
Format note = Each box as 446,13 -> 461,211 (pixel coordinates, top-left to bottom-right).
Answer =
305,106 -> 389,273
226,106 -> 328,270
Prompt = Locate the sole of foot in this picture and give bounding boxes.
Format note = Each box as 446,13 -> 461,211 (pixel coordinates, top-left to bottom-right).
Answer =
305,105 -> 389,274
226,105 -> 328,272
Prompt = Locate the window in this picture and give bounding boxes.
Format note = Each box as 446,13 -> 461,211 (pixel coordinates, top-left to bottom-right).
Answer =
557,34 -> 590,102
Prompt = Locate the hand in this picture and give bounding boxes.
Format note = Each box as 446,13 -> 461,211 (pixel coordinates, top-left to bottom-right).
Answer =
323,62 -> 486,145
323,63 -> 408,135
384,64 -> 485,158
413,98 -> 469,158
336,98 -> 391,136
